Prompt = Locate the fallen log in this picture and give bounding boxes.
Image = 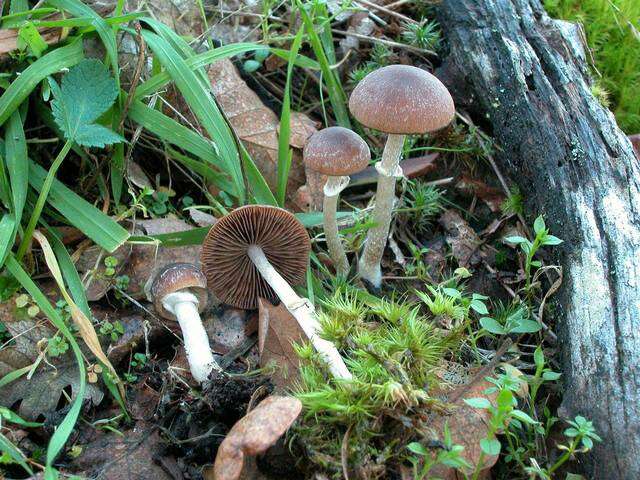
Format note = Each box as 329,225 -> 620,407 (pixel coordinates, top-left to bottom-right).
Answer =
436,1 -> 640,478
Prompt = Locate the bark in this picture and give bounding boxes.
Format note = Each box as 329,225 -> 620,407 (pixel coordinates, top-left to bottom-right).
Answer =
436,1 -> 640,478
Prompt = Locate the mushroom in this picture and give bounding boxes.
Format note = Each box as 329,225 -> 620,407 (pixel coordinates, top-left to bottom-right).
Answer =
201,205 -> 352,380
303,126 -> 370,276
349,64 -> 455,287
146,263 -> 220,383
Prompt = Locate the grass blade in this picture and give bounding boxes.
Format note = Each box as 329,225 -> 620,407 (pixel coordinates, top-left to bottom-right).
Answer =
167,147 -> 234,193
276,27 -> 304,206
141,29 -> 245,202
28,161 -> 129,252
0,214 -> 16,266
5,111 -> 28,223
0,41 -> 83,126
5,255 -> 85,479
239,142 -> 277,205
296,0 -> 351,128
0,432 -> 33,475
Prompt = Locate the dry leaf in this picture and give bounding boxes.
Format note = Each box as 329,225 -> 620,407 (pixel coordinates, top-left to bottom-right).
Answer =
0,359 -> 104,420
455,175 -> 505,213
428,380 -> 499,479
75,242 -> 132,301
212,395 -> 302,480
439,210 -> 487,267
257,298 -> 307,390
207,59 -> 315,202
33,231 -> 123,396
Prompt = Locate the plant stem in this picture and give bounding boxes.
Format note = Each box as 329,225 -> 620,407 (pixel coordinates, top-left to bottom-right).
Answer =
16,139 -> 73,261
548,439 -> 577,474
358,133 -> 405,288
323,175 -> 350,277
247,244 -> 352,379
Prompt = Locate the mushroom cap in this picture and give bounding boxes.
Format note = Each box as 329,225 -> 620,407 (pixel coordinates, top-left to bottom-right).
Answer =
201,205 -> 311,309
146,263 -> 208,320
348,64 -> 455,135
303,126 -> 371,176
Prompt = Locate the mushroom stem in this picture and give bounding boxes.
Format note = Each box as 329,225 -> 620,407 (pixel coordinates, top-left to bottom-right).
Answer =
162,291 -> 221,383
247,245 -> 353,380
358,133 -> 405,288
323,175 -> 351,277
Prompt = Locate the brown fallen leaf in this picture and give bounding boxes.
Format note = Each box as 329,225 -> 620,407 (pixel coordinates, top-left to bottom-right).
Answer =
207,59 -> 315,203
75,242 -> 132,302
455,175 -> 505,213
70,422 -> 173,480
257,298 -> 307,390
206,307 -> 251,355
428,380 -> 499,479
211,395 -> 302,480
439,210 -> 487,267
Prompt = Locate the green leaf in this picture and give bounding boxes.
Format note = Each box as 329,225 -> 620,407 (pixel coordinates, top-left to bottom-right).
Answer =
51,59 -> 123,147
511,409 -> 538,425
533,215 -> 545,235
5,111 -> 28,223
17,21 -> 49,57
276,27 -> 304,205
0,214 -> 15,266
29,162 -> 129,252
510,319 -> 542,334
463,397 -> 492,409
0,431 -> 33,475
0,41 -> 84,127
504,235 -> 527,244
534,346 -> 544,370
470,299 -> 489,315
407,442 -> 428,456
542,234 -> 563,246
0,407 -> 44,428
141,29 -> 245,202
480,317 -> 506,335
480,437 -> 501,456
542,371 -> 562,381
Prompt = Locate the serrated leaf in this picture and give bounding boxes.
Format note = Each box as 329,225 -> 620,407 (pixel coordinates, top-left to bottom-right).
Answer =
51,59 -> 123,147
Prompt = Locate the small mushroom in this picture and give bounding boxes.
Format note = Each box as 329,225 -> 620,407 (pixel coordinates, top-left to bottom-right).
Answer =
213,395 -> 302,480
201,205 -> 352,380
303,126 -> 370,276
349,64 -> 455,287
146,263 -> 220,383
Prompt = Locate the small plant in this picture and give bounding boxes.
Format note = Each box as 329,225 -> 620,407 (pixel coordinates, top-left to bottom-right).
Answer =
47,335 -> 69,357
399,182 -> 444,233
103,256 -> 118,277
401,18 -> 441,50
99,320 -> 124,342
504,216 -> 562,295
406,422 -> 471,479
501,186 -> 524,216
130,352 -> 148,368
480,301 -> 541,335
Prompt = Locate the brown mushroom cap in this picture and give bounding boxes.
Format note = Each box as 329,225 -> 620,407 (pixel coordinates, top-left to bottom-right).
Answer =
146,263 -> 208,320
303,126 -> 371,176
349,64 -> 455,135
201,205 -> 311,309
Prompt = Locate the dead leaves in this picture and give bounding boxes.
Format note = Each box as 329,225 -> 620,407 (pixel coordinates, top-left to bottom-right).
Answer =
0,360 -> 104,421
211,395 -> 302,480
439,209 -> 489,267
208,59 -> 316,205
257,298 -> 307,390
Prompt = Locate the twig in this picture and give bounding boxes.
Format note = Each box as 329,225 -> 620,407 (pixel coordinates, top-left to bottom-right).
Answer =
331,29 -> 436,56
356,0 -> 417,24
118,22 -> 146,132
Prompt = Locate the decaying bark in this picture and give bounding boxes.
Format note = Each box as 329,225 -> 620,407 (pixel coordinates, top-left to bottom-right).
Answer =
436,1 -> 640,478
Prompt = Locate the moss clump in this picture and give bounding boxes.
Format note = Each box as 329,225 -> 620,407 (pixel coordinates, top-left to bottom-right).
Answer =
545,0 -> 640,133
292,289 -> 465,478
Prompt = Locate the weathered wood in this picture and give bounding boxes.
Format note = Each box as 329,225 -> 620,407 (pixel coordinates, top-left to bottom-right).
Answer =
436,1 -> 640,478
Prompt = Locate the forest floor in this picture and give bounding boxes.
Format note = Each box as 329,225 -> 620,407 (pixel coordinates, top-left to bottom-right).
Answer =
0,1 -> 635,479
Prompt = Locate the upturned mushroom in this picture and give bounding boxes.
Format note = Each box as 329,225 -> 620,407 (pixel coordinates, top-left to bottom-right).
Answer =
201,205 -> 352,380
349,64 -> 455,287
303,126 -> 370,276
146,263 -> 220,383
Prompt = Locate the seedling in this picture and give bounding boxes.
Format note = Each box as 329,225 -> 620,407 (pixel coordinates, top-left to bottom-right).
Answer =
406,422 -> 471,479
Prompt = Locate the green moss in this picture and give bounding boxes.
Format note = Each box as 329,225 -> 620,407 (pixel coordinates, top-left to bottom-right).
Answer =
545,0 -> 640,133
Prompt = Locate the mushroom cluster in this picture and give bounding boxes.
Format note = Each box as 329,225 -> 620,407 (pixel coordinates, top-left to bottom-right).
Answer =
145,65 -> 454,384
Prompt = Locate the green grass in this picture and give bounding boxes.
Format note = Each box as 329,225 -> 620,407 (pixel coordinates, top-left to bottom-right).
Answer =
545,0 -> 640,133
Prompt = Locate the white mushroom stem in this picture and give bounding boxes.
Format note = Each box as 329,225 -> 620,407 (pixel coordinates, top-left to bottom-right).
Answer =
162,291 -> 221,383
247,245 -> 353,380
358,133 -> 405,288
323,175 -> 351,277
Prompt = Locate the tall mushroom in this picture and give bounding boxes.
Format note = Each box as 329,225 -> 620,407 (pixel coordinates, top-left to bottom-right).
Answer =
201,205 -> 352,380
349,64 -> 455,288
303,126 -> 370,276
146,263 -> 220,383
